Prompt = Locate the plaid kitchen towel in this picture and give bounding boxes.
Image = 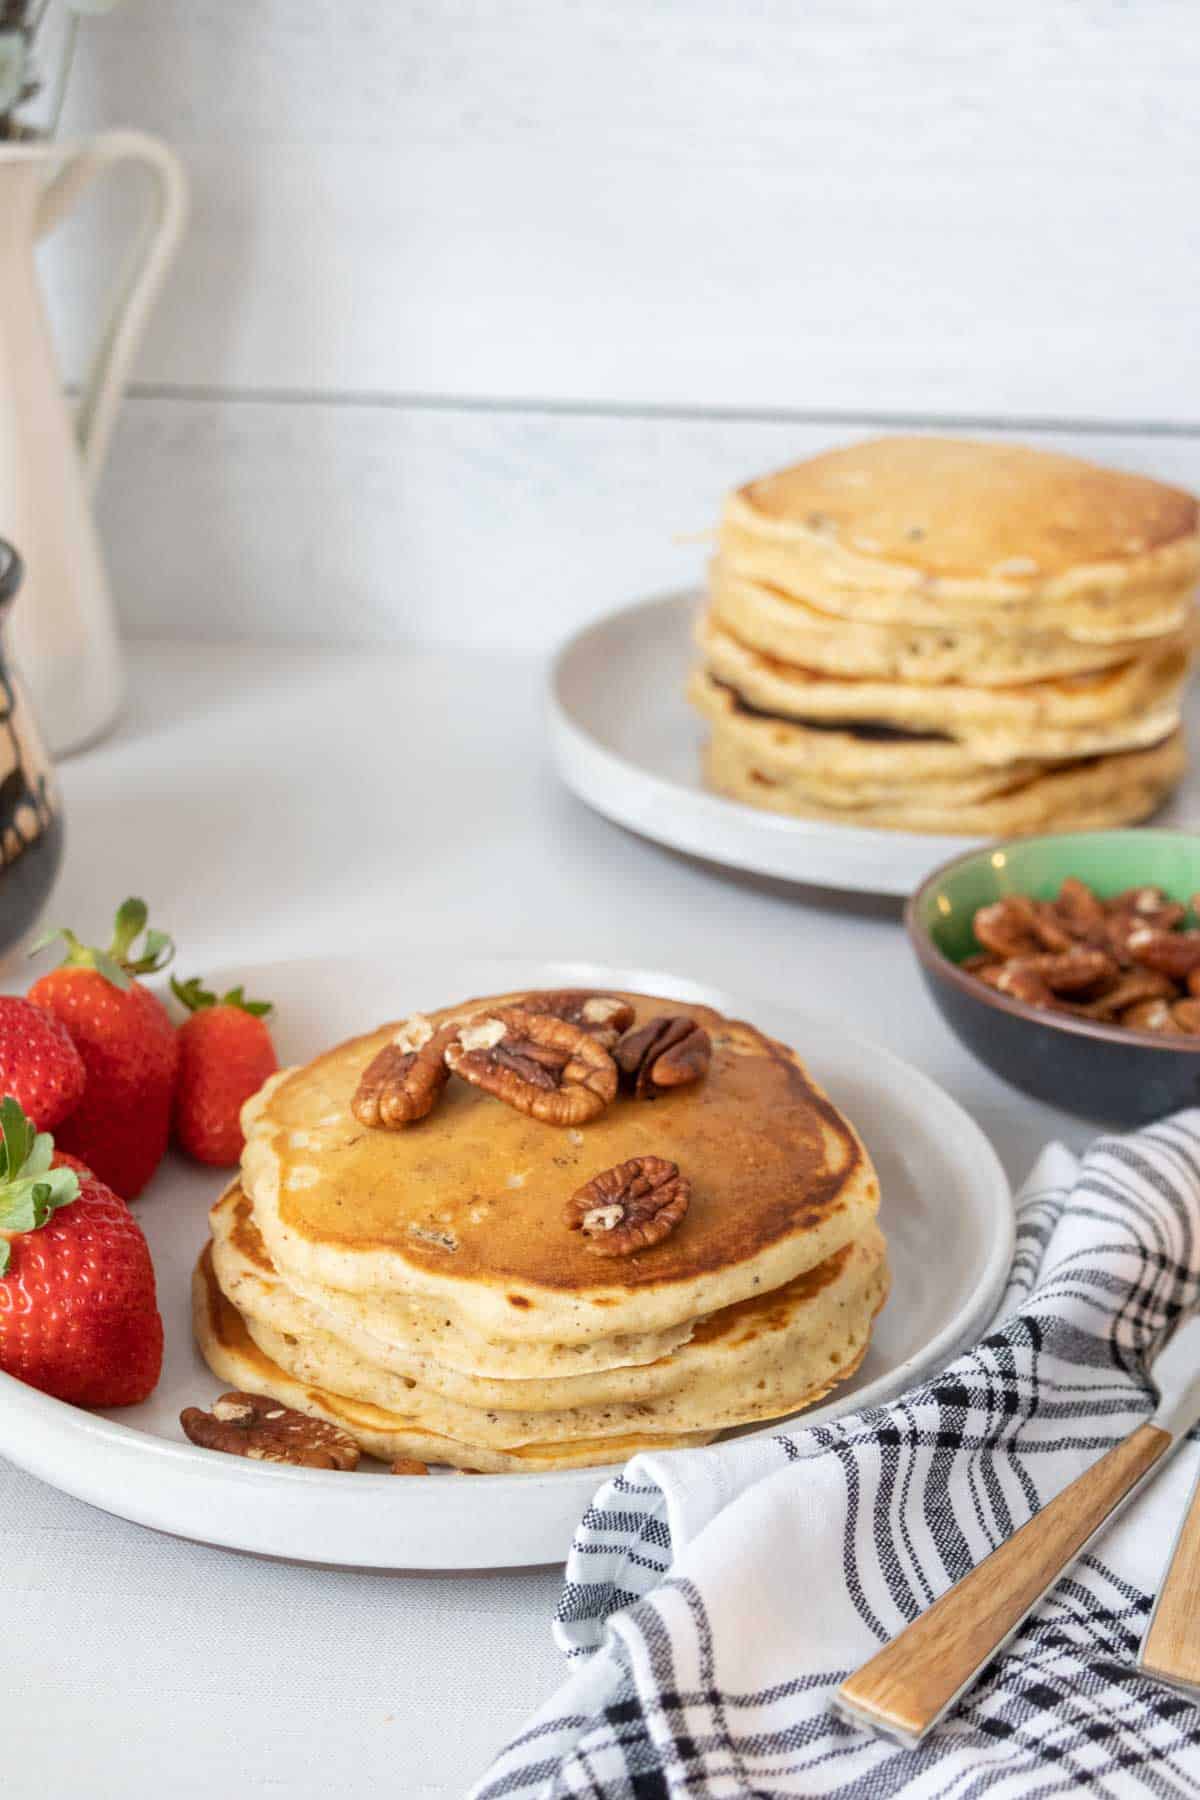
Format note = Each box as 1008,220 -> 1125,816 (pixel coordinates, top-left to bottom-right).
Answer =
474,1111 -> 1200,1798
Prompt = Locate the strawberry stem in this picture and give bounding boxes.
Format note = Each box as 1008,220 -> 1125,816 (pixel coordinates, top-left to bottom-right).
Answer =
0,1095 -> 79,1278
30,897 -> 175,990
171,976 -> 272,1019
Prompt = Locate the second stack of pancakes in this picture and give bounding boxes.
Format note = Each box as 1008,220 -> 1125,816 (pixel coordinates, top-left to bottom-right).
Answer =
690,436 -> 1199,833
192,988 -> 887,1472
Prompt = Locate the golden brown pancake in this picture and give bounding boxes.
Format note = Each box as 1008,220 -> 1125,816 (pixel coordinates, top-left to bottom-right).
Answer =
695,613 -> 1189,765
720,437 -> 1200,638
194,1230 -> 889,1467
708,556 -> 1184,688
192,1246 -> 721,1471
209,1181 -> 889,1433
242,991 -> 880,1343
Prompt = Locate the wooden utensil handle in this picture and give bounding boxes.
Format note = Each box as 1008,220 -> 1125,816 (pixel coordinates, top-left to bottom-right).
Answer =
837,1421 -> 1171,1745
1141,1462 -> 1200,1691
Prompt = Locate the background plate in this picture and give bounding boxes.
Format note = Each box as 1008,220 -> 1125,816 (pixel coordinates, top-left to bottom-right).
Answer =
0,953 -> 1012,1569
548,593 -> 1200,897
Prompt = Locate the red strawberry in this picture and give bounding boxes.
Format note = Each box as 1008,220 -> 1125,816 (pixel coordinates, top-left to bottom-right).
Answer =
27,898 -> 178,1199
172,978 -> 277,1166
0,996 -> 85,1128
0,1099 -> 163,1407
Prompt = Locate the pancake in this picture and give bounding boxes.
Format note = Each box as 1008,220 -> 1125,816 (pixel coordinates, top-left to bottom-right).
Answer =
193,1246 -> 719,1471
720,437 -> 1200,640
708,558 -> 1175,688
211,1181 -> 889,1429
696,613 -> 1189,765
688,671 -> 1046,804
701,705 -> 1186,834
242,991 -> 881,1343
212,1183 -> 697,1388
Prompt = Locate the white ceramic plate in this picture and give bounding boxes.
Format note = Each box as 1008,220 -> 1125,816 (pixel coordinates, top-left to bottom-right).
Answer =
0,952 -> 1012,1570
548,592 -> 1200,897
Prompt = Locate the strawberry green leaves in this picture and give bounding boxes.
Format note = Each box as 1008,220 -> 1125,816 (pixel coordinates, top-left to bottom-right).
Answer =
30,897 -> 175,991
0,1095 -> 79,1277
171,977 -> 272,1019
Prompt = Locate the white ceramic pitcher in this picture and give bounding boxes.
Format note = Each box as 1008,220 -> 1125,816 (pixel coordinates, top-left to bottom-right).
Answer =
0,130 -> 186,755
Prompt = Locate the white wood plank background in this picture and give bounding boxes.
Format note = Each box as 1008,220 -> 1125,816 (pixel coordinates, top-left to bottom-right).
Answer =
28,0 -> 1200,646
96,402 -> 1200,651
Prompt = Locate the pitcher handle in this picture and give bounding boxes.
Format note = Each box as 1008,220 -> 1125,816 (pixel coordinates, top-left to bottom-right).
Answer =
36,129 -> 187,493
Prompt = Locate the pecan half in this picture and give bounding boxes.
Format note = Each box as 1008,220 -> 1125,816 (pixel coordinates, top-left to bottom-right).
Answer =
1123,928 -> 1200,980
980,963 -> 1054,1007
352,1015 -> 453,1129
564,1155 -> 690,1256
520,990 -> 635,1046
389,1457 -> 430,1476
1173,999 -> 1200,1035
444,1008 -> 618,1126
972,897 -> 1042,958
1055,877 -> 1108,942
1069,969 -> 1176,1020
180,1392 -> 360,1469
1121,999 -> 1178,1034
613,1015 -> 712,1098
976,948 -> 1116,1006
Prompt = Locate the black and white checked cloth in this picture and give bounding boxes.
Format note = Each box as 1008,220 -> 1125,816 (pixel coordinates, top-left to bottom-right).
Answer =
474,1112 -> 1200,1797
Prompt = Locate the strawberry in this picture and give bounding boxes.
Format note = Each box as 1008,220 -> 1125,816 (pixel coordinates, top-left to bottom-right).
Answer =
0,996 -> 85,1128
0,1098 -> 163,1407
28,898 -> 178,1199
172,978 -> 277,1166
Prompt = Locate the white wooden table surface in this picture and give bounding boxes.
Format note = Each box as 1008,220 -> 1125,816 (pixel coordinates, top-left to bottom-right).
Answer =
0,639 -> 1101,1799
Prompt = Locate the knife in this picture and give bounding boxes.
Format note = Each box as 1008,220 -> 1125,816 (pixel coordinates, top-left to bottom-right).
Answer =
835,1311 -> 1200,1748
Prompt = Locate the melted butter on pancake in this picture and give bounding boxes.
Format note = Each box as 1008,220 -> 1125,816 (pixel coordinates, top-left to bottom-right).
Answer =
254,995 -> 869,1298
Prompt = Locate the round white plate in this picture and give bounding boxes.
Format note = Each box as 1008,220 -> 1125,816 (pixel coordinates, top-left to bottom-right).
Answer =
548,592 -> 1200,897
0,952 -> 1012,1570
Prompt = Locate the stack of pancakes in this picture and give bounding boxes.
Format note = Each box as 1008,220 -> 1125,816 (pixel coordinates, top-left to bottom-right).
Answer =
192,989 -> 888,1472
689,437 -> 1200,833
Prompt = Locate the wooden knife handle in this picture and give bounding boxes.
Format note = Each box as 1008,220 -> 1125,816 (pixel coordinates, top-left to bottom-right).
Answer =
1141,1461 -> 1200,1691
837,1421 -> 1171,1745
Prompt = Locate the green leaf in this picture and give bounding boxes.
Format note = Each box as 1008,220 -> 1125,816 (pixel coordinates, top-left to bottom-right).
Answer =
219,985 -> 273,1018
25,1133 -> 53,1180
0,1168 -> 79,1233
136,929 -> 175,973
0,1094 -> 33,1179
91,951 -> 132,992
0,1096 -> 79,1283
171,975 -> 215,1014
28,901 -> 174,986
173,977 -> 272,1019
28,925 -> 70,959
109,897 -> 148,961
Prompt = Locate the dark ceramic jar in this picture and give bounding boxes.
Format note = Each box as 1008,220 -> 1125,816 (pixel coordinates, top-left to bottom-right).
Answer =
0,542 -> 62,950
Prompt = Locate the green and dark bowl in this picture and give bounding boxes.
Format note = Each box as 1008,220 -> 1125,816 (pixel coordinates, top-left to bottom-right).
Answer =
905,830 -> 1200,1127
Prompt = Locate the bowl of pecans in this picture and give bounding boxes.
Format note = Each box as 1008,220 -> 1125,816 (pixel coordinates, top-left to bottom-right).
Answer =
905,830 -> 1200,1126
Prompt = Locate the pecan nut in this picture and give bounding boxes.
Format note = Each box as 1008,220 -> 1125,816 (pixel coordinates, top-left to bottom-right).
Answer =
564,1155 -> 690,1256
613,1015 -> 712,1097
1120,999 -> 1178,1034
389,1457 -> 430,1476
1070,969 -> 1176,1020
352,1014 -> 452,1128
1055,877 -> 1108,942
444,1008 -> 618,1126
966,879 -> 1200,1039
1122,927 -> 1200,980
520,989 -> 636,1046
972,896 -> 1042,958
180,1392 -> 361,1469
980,963 -> 1053,1007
